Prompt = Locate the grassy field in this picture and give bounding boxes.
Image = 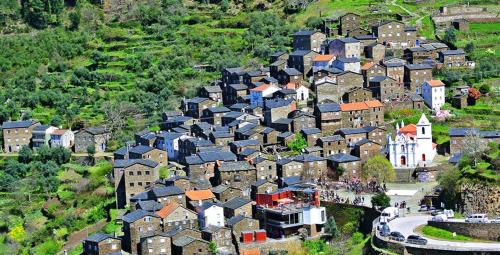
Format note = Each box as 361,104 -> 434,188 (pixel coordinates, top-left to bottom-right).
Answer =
417,225 -> 476,242
456,22 -> 500,58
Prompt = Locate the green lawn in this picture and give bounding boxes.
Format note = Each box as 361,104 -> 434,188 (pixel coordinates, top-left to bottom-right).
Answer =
470,22 -> 500,33
293,0 -> 371,25
419,225 -> 472,241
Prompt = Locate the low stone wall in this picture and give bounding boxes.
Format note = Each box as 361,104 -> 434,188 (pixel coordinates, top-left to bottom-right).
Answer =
428,221 -> 500,242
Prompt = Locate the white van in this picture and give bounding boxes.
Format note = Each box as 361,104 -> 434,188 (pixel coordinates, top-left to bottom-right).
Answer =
465,214 -> 488,223
381,207 -> 400,222
443,209 -> 454,218
432,214 -> 447,222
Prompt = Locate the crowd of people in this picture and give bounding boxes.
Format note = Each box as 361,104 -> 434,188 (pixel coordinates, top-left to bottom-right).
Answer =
318,178 -> 387,206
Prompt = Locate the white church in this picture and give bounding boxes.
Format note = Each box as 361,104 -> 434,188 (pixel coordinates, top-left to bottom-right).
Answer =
386,114 -> 436,168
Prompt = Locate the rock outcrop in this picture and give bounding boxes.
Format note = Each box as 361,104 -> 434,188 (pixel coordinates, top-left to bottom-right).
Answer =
460,182 -> 500,217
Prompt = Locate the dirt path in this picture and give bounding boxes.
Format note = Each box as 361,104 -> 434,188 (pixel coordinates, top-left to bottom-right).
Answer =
58,219 -> 107,254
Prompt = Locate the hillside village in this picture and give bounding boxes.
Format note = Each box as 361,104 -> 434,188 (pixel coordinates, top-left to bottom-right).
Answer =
0,1 -> 499,255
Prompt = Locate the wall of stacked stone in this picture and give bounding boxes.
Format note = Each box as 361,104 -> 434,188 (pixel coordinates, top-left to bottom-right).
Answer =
428,221 -> 500,242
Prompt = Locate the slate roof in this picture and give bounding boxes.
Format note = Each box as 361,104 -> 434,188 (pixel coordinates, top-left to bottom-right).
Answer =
239,148 -> 259,156
123,209 -> 158,223
229,103 -> 249,111
316,103 -> 341,112
198,150 -> 237,162
336,57 -> 360,63
84,233 -> 116,243
355,138 -> 378,146
229,84 -> 248,90
354,34 -> 377,40
173,236 -> 199,247
283,68 -> 302,76
448,128 -> 479,136
319,135 -> 344,142
212,184 -> 229,194
264,98 -> 293,109
405,64 -> 432,70
225,67 -> 246,74
114,147 -> 129,156
149,186 -> 184,198
301,128 -> 321,135
328,153 -> 360,163
210,131 -> 233,139
337,126 -> 377,135
223,197 -> 252,210
293,154 -> 324,162
218,161 -> 254,172
206,106 -> 230,114
369,76 -> 394,83
136,200 -> 164,212
261,76 -> 278,83
251,156 -> 268,165
227,215 -> 247,227
223,111 -> 244,119
185,155 -> 204,165
271,51 -> 288,57
338,37 -> 359,43
282,175 -> 303,186
277,132 -> 294,138
293,30 -> 316,36
114,159 -> 158,168
203,86 -> 222,93
273,118 -> 293,125
129,145 -> 154,154
440,49 -> 465,55
288,110 -> 314,119
231,139 -> 260,147
33,125 -> 51,132
383,62 -> 405,67
290,50 -> 314,56
1,120 -> 38,129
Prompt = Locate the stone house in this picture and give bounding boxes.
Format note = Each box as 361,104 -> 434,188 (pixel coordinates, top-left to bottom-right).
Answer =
318,135 -> 347,157
372,20 -> 415,48
223,84 -> 248,105
277,132 -> 295,147
335,71 -> 364,94
300,128 -> 322,147
1,120 -> 41,153
202,226 -> 233,249
354,34 -> 378,49
202,106 -> 231,125
270,51 -> 289,63
292,30 -> 326,52
214,161 -> 256,194
404,64 -> 433,93
74,126 -> 110,153
353,139 -> 382,162
364,42 -> 386,62
161,115 -> 195,131
251,179 -> 279,199
243,70 -> 268,86
328,37 -> 361,58
185,189 -> 216,210
49,129 -> 75,149
449,128 -> 500,156
139,185 -> 186,207
114,159 -> 159,208
314,78 -> 340,103
135,130 -> 156,147
199,86 -> 223,103
82,233 -> 121,255
165,176 -> 191,192
183,97 -> 216,119
339,13 -> 360,35
383,61 -> 405,83
340,100 -> 384,128
276,158 -> 304,178
362,62 -> 386,86
190,122 -> 215,140
314,103 -> 342,134
270,59 -> 288,79
185,150 -> 238,181
452,19 -> 469,31
368,76 -> 404,101
122,209 -> 162,254
178,137 -> 215,158
342,87 -> 374,103
223,197 -> 253,218
439,49 -> 466,67
312,67 -> 343,82
263,98 -> 296,127
277,68 -> 304,85
293,154 -> 327,179
333,57 -> 361,73
128,145 -> 168,167
366,126 -> 387,146
404,47 -> 433,64
212,184 -> 243,203
229,139 -> 261,155
327,153 -> 361,180
172,236 -> 210,255
288,110 -> 316,133
451,94 -> 468,109
227,215 -> 260,239
251,156 -> 277,181
139,232 -> 172,255
288,50 -> 318,77
222,67 -> 246,85
209,131 -> 234,148
347,27 -> 370,37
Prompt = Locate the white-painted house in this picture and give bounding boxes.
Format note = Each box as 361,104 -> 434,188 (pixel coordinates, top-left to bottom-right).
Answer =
250,84 -> 280,107
421,80 -> 445,111
286,83 -> 310,102
197,202 -> 224,229
386,114 -> 436,168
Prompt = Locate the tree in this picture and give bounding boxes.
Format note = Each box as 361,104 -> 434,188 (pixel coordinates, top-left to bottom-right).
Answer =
371,192 -> 391,209
462,129 -> 488,166
324,216 -> 340,240
159,167 -> 170,179
361,155 -> 396,182
437,165 -> 461,209
305,16 -> 323,29
68,11 -> 81,31
208,241 -> 218,254
18,146 -> 33,164
87,145 -> 96,165
464,42 -> 475,54
287,133 -> 308,153
443,28 -> 457,45
479,84 -> 491,94
101,101 -> 138,139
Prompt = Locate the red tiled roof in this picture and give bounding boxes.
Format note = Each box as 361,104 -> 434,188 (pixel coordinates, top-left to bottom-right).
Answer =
340,100 -> 383,111
251,84 -> 270,92
185,189 -> 215,201
361,62 -> 375,70
286,83 -> 297,89
399,124 -> 417,135
156,201 -> 179,218
427,80 -> 445,87
313,54 -> 334,62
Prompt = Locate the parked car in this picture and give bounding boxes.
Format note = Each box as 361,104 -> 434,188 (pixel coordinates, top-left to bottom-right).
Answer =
380,207 -> 399,222
389,231 -> 405,242
431,210 -> 443,216
465,214 -> 489,223
380,224 -> 391,237
491,217 -> 500,223
432,214 -> 447,222
377,221 -> 387,231
406,235 -> 428,245
443,209 -> 454,218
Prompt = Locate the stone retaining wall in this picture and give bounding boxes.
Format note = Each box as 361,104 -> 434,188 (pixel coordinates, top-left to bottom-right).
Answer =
428,221 -> 500,242
460,182 -> 500,218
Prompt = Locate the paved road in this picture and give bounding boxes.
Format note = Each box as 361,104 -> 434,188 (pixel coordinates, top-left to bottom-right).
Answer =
386,215 -> 500,250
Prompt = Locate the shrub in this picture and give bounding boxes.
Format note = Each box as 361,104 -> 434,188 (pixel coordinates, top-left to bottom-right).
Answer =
371,192 -> 391,209
34,239 -> 61,255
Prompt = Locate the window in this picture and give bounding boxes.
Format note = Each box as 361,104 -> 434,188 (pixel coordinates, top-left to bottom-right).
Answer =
111,244 -> 117,250
138,182 -> 143,186
147,239 -> 153,243
422,127 -> 425,134
129,172 -> 134,176
149,248 -> 153,253
129,182 -> 134,187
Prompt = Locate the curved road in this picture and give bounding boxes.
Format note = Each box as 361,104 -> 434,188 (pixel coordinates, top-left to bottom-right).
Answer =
385,215 -> 500,251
